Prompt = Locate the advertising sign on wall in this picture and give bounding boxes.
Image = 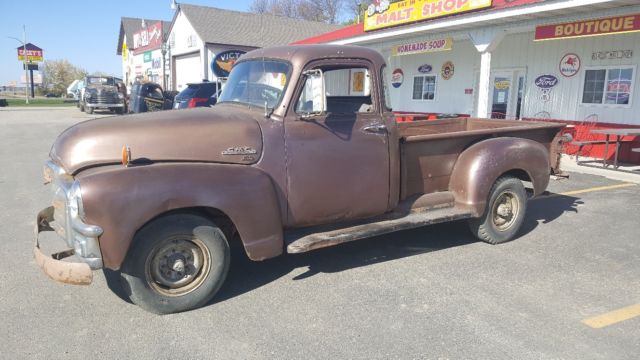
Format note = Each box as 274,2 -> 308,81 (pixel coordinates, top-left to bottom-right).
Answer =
391,38 -> 453,56
559,53 -> 580,78
211,50 -> 246,78
133,21 -> 163,51
534,14 -> 640,41
364,0 -> 492,32
391,69 -> 404,88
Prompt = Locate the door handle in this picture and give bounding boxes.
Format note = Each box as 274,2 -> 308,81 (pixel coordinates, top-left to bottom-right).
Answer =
362,123 -> 387,133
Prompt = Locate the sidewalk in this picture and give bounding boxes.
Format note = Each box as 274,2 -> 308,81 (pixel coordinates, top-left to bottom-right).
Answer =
560,154 -> 640,184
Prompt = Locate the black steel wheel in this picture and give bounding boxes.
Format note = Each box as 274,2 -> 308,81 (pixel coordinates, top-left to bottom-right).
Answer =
468,176 -> 527,245
121,213 -> 230,314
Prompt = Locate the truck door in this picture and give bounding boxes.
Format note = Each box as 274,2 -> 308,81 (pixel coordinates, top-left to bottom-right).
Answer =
284,61 -> 390,227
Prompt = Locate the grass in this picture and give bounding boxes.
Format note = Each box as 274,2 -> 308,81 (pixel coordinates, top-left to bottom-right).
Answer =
2,97 -> 75,107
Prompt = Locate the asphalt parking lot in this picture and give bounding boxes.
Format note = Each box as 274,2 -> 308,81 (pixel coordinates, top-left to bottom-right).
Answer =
1,107 -> 639,359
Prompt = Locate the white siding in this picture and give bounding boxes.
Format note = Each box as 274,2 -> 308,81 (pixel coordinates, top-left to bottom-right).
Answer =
382,39 -> 479,115
492,31 -> 640,125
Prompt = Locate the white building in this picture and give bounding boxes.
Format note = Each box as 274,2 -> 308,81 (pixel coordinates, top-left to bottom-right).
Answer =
117,17 -> 172,91
294,0 -> 640,162
167,3 -> 341,91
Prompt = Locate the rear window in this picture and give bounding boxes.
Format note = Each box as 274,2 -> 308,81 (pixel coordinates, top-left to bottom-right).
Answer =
177,83 -> 218,99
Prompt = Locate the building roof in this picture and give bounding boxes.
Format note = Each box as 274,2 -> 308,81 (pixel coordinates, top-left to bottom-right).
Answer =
117,17 -> 171,55
176,4 -> 342,48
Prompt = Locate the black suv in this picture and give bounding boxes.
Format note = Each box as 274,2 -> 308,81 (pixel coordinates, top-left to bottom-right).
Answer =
173,81 -> 221,109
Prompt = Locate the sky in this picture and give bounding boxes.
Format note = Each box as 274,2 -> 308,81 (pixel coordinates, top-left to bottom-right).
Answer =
0,0 -> 254,86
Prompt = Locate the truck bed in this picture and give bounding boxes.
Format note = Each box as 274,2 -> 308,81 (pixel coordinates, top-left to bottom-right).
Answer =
398,118 -> 565,199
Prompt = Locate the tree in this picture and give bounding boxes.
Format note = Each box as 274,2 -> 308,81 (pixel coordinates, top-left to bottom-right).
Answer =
249,0 -> 345,24
41,59 -> 87,96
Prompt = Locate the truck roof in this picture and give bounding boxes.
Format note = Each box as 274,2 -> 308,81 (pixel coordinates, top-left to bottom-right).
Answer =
240,44 -> 386,69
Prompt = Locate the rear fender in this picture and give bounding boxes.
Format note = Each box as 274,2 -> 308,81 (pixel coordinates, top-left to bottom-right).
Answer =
448,137 -> 550,216
78,163 -> 283,270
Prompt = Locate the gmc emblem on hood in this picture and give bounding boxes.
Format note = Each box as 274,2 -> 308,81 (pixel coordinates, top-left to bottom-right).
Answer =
222,147 -> 258,155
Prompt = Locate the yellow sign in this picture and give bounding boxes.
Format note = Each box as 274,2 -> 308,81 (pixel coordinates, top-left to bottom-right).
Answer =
365,0 -> 492,32
494,80 -> 510,90
122,42 -> 128,61
391,37 -> 452,56
352,71 -> 365,92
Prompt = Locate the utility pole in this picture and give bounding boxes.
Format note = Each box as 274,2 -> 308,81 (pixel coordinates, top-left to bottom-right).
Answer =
23,25 -> 30,102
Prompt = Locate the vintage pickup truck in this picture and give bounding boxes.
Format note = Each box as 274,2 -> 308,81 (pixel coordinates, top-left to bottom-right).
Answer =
35,45 -> 565,314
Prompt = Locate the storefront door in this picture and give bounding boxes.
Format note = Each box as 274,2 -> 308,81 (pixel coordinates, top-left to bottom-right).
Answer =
490,69 -> 526,119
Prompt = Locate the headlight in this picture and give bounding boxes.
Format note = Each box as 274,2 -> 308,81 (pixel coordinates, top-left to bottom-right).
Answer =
68,180 -> 85,220
117,93 -> 124,99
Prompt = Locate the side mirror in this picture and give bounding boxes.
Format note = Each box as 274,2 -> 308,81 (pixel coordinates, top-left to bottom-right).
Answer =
299,69 -> 325,118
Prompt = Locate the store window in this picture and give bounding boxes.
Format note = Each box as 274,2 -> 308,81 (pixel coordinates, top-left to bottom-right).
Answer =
582,67 -> 634,106
413,75 -> 436,100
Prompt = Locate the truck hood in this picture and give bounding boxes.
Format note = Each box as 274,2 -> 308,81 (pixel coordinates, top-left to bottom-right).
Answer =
51,105 -> 263,174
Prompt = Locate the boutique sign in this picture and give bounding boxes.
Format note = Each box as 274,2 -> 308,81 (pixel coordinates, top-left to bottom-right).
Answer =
535,14 -> 640,41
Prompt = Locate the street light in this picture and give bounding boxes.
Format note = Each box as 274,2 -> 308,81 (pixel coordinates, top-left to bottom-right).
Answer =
6,25 -> 29,104
161,42 -> 168,90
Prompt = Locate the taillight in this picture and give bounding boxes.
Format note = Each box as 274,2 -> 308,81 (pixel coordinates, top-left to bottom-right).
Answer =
188,97 -> 208,108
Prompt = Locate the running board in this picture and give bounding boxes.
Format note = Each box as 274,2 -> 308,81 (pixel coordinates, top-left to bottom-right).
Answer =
286,207 -> 474,254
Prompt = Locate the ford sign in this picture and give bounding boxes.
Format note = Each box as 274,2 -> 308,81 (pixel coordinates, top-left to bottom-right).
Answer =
418,64 -> 432,73
535,75 -> 559,89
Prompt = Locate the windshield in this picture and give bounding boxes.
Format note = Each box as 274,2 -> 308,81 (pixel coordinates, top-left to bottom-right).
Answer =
86,77 -> 115,86
217,60 -> 290,109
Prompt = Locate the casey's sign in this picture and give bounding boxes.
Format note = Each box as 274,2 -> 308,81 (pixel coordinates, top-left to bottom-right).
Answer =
535,14 -> 640,41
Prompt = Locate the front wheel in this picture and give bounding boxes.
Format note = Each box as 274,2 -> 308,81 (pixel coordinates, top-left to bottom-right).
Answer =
121,213 -> 230,314
86,106 -> 94,114
468,176 -> 527,244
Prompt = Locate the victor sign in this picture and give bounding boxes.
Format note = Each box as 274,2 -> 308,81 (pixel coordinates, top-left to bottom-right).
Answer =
211,50 -> 246,78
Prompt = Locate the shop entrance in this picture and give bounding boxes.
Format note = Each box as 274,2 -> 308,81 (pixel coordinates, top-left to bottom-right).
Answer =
490,69 -> 526,119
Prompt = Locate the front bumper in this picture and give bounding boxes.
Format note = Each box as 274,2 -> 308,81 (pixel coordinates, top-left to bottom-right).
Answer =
85,103 -> 124,108
34,206 -> 93,285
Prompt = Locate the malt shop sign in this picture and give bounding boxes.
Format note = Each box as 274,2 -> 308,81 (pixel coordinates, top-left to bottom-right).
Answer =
535,14 -> 640,41
365,0 -> 492,32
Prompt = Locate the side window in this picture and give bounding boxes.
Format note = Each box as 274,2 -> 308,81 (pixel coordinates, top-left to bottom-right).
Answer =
295,65 -> 374,114
381,66 -> 392,111
149,87 -> 164,100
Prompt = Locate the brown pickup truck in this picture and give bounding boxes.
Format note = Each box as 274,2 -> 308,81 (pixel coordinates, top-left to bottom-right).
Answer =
35,45 -> 565,314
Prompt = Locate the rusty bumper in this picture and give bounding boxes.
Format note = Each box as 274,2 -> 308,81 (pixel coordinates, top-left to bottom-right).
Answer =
34,206 -> 93,285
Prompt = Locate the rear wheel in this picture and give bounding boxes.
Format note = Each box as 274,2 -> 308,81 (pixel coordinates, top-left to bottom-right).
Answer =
79,103 -> 85,112
468,176 -> 527,244
121,213 -> 230,314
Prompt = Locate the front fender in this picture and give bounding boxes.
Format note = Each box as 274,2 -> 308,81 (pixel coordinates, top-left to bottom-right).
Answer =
448,137 -> 550,216
78,163 -> 283,270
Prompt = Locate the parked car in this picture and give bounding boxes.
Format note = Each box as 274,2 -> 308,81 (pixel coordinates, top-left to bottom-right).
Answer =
34,45 -> 567,314
78,75 -> 125,114
44,93 -> 59,98
66,80 -> 81,99
128,82 -> 175,113
173,81 -> 222,109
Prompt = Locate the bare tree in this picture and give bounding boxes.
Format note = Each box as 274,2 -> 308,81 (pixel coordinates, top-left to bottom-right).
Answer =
41,59 -> 87,96
249,0 -> 344,24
